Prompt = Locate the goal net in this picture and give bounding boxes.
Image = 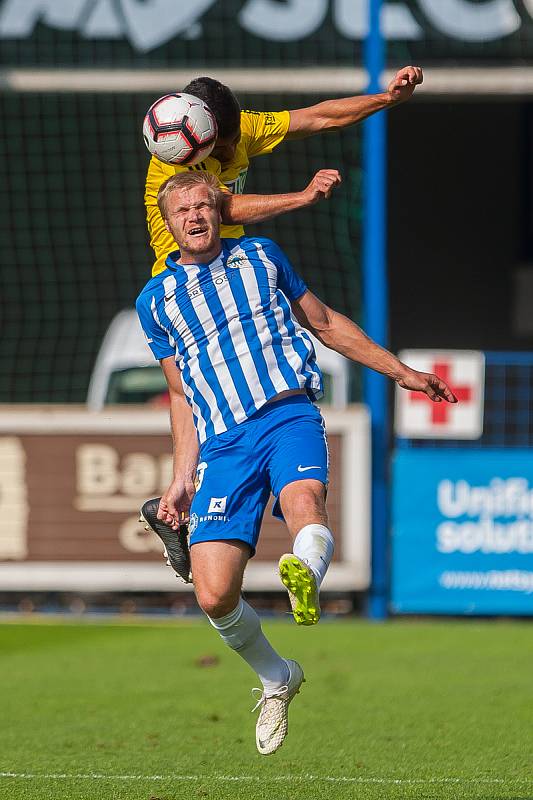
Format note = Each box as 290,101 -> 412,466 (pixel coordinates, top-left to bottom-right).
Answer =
0,84 -> 362,403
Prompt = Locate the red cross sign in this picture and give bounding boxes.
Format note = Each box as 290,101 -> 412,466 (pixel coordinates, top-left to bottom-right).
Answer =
395,350 -> 485,439
409,361 -> 473,425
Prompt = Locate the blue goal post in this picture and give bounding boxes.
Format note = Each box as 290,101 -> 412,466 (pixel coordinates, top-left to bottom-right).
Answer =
363,0 -> 389,619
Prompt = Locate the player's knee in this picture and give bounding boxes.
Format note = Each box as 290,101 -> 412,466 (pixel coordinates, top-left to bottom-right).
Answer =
196,587 -> 237,620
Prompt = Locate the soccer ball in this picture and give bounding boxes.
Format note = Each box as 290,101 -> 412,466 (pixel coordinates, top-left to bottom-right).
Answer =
142,93 -> 218,166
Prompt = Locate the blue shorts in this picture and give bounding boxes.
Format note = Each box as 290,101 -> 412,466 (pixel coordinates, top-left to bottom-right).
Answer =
188,395 -> 329,554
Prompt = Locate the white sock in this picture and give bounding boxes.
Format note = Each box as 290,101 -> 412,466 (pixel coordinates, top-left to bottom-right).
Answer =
208,598 -> 289,694
293,524 -> 334,587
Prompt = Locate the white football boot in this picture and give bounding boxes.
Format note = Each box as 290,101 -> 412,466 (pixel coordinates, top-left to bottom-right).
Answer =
252,659 -> 305,756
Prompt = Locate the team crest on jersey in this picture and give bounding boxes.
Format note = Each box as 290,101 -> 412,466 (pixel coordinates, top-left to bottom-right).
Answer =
227,255 -> 246,268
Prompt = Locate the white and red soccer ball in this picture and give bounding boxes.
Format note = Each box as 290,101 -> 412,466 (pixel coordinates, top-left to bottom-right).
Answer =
142,93 -> 218,165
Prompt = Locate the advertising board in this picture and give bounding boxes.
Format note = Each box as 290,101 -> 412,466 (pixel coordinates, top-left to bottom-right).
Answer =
392,448 -> 533,614
0,405 -> 370,592
2,1 -> 533,64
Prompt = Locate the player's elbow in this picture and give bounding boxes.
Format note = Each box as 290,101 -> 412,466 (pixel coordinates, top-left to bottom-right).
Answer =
220,193 -> 240,225
312,326 -> 336,349
169,387 -> 187,408
310,306 -> 336,338
311,310 -> 345,349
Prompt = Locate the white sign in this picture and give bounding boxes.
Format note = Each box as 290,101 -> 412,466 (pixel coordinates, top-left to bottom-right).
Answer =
395,349 -> 485,439
0,0 -> 529,51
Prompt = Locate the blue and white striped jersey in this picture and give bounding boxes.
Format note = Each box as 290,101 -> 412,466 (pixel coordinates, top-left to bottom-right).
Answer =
136,237 -> 323,443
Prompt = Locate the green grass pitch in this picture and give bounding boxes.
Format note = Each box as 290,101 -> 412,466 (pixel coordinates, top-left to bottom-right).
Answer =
1,617 -> 532,800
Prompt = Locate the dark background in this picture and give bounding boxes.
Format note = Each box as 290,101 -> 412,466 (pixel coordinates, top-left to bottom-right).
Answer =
389,100 -> 532,353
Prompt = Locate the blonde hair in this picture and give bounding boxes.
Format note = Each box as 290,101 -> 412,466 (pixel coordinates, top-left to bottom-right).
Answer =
157,171 -> 222,220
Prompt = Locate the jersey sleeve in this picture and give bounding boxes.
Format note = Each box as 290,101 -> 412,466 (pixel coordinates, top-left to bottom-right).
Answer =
241,110 -> 290,159
262,239 -> 307,301
136,291 -> 175,361
145,155 -> 225,276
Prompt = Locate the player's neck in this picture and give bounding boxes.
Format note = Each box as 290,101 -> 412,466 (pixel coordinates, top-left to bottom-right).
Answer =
178,243 -> 222,266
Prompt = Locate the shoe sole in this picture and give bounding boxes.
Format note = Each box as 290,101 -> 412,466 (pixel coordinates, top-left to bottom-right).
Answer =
278,555 -> 320,626
139,500 -> 192,584
138,511 -> 174,568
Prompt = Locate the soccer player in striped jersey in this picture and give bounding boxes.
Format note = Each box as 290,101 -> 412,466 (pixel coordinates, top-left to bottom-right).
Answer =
136,171 -> 456,755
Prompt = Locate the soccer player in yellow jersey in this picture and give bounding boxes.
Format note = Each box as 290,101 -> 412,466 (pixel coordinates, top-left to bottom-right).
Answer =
145,68 -> 423,277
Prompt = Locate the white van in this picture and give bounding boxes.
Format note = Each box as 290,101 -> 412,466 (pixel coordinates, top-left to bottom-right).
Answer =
87,309 -> 350,411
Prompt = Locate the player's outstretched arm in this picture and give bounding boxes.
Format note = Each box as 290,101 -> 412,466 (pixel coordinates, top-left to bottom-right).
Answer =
292,290 -> 456,404
158,356 -> 199,530
286,66 -> 423,139
220,169 -> 341,225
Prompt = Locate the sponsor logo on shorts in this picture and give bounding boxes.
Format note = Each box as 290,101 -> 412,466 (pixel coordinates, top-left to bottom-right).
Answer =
208,496 -> 227,513
297,465 -> 321,473
190,507 -> 231,529
198,514 -> 230,524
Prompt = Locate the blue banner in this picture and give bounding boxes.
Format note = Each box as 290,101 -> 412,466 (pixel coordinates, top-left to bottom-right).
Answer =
391,449 -> 533,615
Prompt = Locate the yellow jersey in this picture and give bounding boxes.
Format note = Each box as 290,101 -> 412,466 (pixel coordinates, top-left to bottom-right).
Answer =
145,109 -> 290,276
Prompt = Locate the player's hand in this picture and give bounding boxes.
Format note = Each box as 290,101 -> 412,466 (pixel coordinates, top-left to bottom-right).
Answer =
302,169 -> 342,205
396,367 -> 457,404
157,479 -> 196,530
387,66 -> 423,103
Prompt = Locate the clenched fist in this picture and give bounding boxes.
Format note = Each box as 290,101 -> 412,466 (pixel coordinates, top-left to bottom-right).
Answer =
387,66 -> 423,103
302,169 -> 342,204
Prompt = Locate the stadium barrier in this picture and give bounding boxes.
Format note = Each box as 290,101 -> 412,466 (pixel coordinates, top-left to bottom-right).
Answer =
0,405 -> 370,593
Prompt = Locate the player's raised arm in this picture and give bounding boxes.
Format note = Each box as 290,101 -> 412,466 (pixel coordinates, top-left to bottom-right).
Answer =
292,289 -> 456,404
286,66 -> 423,139
220,169 -> 342,225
